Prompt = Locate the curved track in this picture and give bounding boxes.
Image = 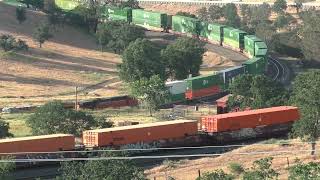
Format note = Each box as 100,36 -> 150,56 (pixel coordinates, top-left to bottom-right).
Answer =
268,55 -> 288,83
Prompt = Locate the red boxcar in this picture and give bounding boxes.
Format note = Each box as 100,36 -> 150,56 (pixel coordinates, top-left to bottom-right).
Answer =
0,134 -> 75,154
185,86 -> 221,100
83,120 -> 198,147
201,106 -> 300,133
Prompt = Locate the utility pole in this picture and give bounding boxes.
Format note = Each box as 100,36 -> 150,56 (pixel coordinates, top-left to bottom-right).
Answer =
75,86 -> 78,111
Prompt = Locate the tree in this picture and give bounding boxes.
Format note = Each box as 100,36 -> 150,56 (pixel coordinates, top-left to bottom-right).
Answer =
224,3 -> 241,28
273,0 -> 287,14
274,14 -> 290,30
76,0 -> 101,33
0,34 -> 16,52
26,101 -> 112,136
0,120 -> 13,138
243,157 -> 279,180
58,152 -> 146,180
249,3 -> 272,28
16,7 -> 26,24
119,0 -> 140,8
298,10 -> 320,62
176,11 -> 197,18
0,156 -> 15,180
33,22 -> 52,48
119,38 -> 166,82
129,75 -> 169,116
228,74 -> 289,111
0,34 -> 28,52
255,22 -> 277,49
161,37 -> 205,80
208,5 -> 224,22
196,169 -> 234,180
96,21 -> 145,53
197,7 -> 208,21
290,70 -> 320,155
288,160 -> 320,179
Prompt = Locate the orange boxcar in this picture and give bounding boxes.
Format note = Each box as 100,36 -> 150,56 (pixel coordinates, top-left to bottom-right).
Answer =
83,120 -> 198,147
0,134 -> 75,154
201,106 -> 300,133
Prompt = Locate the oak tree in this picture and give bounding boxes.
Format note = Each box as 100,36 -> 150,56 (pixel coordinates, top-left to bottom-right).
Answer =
290,70 -> 320,155
119,38 -> 166,82
161,37 -> 205,80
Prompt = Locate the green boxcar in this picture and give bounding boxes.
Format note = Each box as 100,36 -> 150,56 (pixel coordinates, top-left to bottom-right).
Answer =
169,93 -> 186,103
172,15 -> 199,36
208,23 -> 225,44
255,41 -> 268,57
55,0 -> 79,10
243,57 -> 266,75
223,27 -> 247,50
101,6 -> 132,22
185,74 -> 224,91
132,9 -> 167,28
244,35 -> 262,57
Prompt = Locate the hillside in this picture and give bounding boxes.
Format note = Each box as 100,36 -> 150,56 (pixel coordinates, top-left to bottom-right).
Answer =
145,139 -> 320,180
0,2 -> 123,106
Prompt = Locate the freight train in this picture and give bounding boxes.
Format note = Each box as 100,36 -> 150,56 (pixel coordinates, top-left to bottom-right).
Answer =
101,5 -> 269,103
54,2 -> 269,105
0,106 -> 300,155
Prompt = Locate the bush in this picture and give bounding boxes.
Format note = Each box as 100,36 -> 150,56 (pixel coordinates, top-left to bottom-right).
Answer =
229,162 -> 244,175
0,120 -> 13,138
196,169 -> 235,180
0,34 -> 28,52
26,101 -> 112,136
15,39 -> 28,51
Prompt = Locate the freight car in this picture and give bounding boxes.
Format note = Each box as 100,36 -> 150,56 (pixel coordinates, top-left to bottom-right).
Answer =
79,95 -> 138,109
83,120 -> 198,147
201,106 -> 299,133
0,134 -> 75,154
201,106 -> 300,142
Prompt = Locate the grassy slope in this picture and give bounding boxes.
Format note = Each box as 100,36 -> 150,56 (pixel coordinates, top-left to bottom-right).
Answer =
0,2 -> 123,106
146,139 -> 320,180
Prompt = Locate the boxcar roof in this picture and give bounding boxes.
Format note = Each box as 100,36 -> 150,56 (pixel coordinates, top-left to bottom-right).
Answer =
0,134 -> 74,143
85,120 -> 197,133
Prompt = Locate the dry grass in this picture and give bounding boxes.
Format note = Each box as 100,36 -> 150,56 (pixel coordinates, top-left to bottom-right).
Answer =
0,2 -> 122,106
146,139 -> 320,180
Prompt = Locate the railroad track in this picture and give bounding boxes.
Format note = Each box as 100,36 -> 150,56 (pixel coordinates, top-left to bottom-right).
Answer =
138,0 -> 320,7
268,56 -> 286,82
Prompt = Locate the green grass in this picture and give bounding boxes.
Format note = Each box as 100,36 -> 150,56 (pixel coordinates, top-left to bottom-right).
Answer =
1,113 -> 32,137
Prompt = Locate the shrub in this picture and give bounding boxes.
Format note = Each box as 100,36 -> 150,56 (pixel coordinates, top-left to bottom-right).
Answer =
229,162 -> 245,175
0,34 -> 28,52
